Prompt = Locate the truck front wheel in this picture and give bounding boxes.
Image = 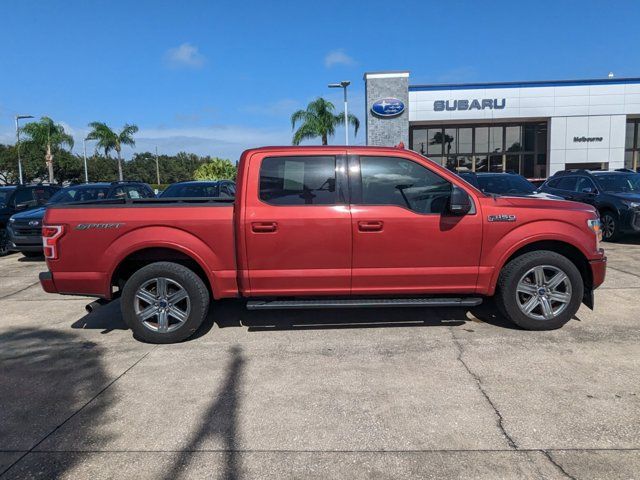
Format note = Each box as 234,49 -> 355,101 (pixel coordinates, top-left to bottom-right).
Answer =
121,262 -> 210,343
496,251 -> 583,330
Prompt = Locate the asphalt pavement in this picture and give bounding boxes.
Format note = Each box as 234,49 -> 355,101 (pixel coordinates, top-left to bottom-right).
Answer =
0,240 -> 639,479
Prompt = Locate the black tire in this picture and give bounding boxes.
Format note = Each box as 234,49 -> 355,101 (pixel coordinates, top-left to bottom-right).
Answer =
600,211 -> 621,242
496,251 -> 583,331
0,228 -> 10,257
22,251 -> 43,258
121,262 -> 210,343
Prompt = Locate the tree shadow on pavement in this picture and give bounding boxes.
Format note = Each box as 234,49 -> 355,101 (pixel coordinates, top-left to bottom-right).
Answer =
162,345 -> 245,480
0,327 -> 112,477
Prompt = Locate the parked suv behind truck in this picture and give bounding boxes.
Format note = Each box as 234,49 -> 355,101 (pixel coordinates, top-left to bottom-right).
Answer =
539,169 -> 640,241
8,181 -> 155,257
40,146 -> 606,343
0,183 -> 61,256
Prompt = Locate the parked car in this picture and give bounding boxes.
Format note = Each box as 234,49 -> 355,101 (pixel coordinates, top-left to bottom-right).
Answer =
458,172 -> 559,199
0,183 -> 61,256
40,146 -> 605,343
539,169 -> 640,241
160,180 -> 236,198
7,181 -> 155,257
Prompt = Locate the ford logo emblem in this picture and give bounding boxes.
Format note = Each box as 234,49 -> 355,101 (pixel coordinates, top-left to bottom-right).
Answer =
28,220 -> 40,227
371,98 -> 405,117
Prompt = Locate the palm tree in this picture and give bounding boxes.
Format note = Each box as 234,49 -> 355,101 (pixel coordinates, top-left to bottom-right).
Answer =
21,117 -> 74,183
86,122 -> 138,181
290,97 -> 359,145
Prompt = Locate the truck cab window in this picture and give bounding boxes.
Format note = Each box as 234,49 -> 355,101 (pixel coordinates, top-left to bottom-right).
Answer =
260,156 -> 337,205
358,156 -> 452,214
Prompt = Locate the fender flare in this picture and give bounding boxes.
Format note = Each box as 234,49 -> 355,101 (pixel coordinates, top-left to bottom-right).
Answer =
486,221 -> 592,295
104,225 -> 225,298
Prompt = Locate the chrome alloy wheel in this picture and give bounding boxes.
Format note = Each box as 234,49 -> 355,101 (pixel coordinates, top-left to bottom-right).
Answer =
515,265 -> 572,321
134,277 -> 191,333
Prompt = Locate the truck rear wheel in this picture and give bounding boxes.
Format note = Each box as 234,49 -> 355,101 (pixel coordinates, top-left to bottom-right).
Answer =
496,251 -> 583,330
121,262 -> 210,343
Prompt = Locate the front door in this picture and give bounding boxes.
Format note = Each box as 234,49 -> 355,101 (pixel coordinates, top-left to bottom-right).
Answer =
244,152 -> 352,296
349,154 -> 483,295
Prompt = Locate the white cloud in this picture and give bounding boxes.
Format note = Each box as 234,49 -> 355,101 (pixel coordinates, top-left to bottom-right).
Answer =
324,49 -> 356,68
164,43 -> 206,69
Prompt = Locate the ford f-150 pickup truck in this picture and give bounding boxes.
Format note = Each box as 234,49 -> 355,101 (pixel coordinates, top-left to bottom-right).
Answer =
39,146 -> 607,343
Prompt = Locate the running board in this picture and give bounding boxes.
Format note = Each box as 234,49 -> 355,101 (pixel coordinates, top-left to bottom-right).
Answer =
246,297 -> 482,310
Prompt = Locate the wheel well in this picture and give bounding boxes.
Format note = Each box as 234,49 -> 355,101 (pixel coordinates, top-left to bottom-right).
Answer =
111,247 -> 210,295
502,240 -> 592,290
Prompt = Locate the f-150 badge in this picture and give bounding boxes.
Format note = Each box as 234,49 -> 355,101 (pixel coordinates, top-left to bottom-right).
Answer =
488,214 -> 516,222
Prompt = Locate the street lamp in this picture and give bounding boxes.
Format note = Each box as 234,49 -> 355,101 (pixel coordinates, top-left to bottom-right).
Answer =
15,114 -> 34,184
328,81 -> 351,145
82,137 -> 90,183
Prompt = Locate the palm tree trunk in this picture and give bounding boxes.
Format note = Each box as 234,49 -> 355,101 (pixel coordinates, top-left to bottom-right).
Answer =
46,143 -> 54,184
322,134 -> 328,146
116,150 -> 123,181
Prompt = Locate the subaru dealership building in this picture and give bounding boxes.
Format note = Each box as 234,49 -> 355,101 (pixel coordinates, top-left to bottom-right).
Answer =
364,72 -> 640,179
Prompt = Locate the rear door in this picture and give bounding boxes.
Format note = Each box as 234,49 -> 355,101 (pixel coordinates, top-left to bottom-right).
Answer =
243,151 -> 351,296
349,153 -> 483,294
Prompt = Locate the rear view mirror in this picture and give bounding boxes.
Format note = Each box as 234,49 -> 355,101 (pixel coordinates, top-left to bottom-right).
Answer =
448,186 -> 472,215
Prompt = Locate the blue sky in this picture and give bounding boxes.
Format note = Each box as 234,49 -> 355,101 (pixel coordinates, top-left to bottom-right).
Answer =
1,0 -> 639,160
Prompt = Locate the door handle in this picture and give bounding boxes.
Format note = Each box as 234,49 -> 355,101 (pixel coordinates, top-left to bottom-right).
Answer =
358,220 -> 383,232
252,222 -> 278,233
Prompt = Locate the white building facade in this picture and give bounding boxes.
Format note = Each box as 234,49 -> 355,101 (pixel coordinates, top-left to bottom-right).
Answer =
365,72 -> 640,179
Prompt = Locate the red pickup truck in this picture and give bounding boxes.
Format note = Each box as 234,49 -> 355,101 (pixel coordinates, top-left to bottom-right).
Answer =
39,146 -> 606,343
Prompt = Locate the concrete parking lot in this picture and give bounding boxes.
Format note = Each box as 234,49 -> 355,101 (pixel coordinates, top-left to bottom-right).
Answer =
0,242 -> 639,479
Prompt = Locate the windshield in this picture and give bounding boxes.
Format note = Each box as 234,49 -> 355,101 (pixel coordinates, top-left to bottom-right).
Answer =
48,186 -> 110,204
477,175 -> 537,195
596,173 -> 640,193
0,187 -> 16,206
160,183 -> 219,198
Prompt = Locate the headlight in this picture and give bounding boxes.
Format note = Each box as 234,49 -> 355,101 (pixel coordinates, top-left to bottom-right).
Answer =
587,218 -> 603,247
9,217 -> 15,223
622,200 -> 640,209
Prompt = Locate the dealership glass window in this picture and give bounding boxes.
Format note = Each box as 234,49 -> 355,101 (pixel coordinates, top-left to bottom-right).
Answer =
410,122 -> 548,179
412,129 -> 429,155
505,126 -> 521,152
625,119 -> 639,170
259,156 -> 337,205
358,156 -> 451,214
427,128 -> 444,155
458,128 -> 473,153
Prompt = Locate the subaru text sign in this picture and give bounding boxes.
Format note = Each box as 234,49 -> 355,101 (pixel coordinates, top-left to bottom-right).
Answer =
371,98 -> 405,117
434,98 -> 506,111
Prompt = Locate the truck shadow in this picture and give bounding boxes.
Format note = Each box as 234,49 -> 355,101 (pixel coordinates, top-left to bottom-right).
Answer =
70,297 -> 522,340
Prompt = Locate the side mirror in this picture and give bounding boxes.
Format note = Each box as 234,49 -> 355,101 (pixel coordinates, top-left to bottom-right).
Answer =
582,187 -> 597,195
448,186 -> 472,215
15,202 -> 29,211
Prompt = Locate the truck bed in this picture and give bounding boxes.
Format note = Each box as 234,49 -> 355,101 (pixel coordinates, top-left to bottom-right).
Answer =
43,198 -> 237,299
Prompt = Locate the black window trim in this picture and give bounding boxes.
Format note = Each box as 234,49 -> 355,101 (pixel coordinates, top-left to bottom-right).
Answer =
257,154 -> 348,207
347,154 -> 476,216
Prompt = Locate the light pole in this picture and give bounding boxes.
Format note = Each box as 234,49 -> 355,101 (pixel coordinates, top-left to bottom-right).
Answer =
82,138 -> 90,183
155,146 -> 160,186
328,81 -> 350,145
15,114 -> 34,184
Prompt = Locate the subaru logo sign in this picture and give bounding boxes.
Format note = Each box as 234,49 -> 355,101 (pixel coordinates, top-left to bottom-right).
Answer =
371,98 -> 405,117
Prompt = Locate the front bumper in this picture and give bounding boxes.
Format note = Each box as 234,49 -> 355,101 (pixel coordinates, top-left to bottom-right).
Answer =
589,256 -> 607,290
7,225 -> 42,252
39,271 -> 58,294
